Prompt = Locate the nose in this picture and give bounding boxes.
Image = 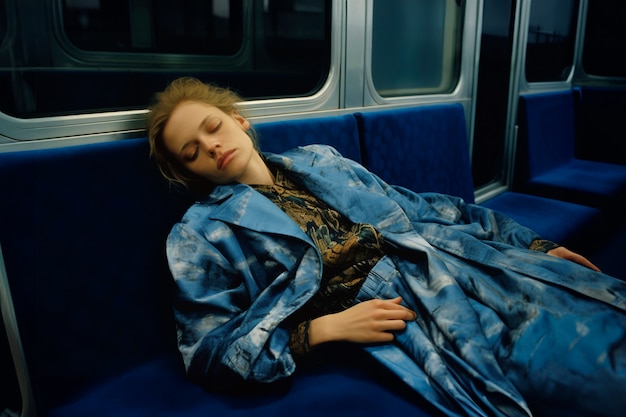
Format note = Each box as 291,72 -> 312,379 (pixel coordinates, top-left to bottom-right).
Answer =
200,136 -> 220,158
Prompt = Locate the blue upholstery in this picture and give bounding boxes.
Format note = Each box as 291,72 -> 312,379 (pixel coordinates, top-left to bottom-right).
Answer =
0,135 -> 436,417
515,90 -> 626,210
354,103 -> 603,249
255,114 -> 362,163
47,352 -> 437,417
0,101 -> 622,417
481,191 -> 603,247
0,139 -> 192,413
355,104 -> 475,203
575,86 -> 626,165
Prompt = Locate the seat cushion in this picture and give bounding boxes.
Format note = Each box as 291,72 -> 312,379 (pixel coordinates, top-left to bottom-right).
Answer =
524,159 -> 626,209
48,352 -> 439,417
481,192 -> 603,248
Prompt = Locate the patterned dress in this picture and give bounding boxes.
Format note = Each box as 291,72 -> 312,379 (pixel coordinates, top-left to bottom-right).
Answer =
253,168 -> 385,355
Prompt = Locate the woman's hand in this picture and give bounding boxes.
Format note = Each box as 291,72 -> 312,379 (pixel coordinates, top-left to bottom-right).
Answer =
308,296 -> 416,347
547,246 -> 601,272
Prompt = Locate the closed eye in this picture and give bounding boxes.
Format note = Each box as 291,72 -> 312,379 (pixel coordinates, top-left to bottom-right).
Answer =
203,116 -> 222,134
182,144 -> 199,162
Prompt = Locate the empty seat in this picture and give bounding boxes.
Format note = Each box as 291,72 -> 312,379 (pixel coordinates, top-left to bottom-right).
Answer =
515,90 -> 626,213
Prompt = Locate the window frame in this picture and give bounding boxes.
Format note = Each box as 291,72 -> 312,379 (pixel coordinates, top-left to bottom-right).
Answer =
573,0 -> 626,84
518,0 -> 583,93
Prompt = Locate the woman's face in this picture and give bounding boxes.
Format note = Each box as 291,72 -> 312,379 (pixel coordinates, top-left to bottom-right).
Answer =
163,101 -> 261,186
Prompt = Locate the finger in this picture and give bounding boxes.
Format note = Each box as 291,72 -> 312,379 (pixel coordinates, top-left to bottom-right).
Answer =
379,319 -> 408,332
379,307 -> 417,321
380,297 -> 410,309
573,255 -> 601,272
563,251 -> 601,272
549,247 -> 602,272
369,316 -> 408,332
387,299 -> 417,319
388,296 -> 403,305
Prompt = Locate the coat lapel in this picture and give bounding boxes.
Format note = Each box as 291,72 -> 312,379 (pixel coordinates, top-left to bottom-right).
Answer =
203,182 -> 312,241
266,147 -> 420,236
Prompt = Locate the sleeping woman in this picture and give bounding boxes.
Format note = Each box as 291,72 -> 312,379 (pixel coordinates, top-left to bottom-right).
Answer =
148,77 -> 626,417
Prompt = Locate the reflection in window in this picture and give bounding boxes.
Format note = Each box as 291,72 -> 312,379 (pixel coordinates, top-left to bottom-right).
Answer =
472,0 -> 515,188
62,0 -> 243,55
525,0 -> 579,82
0,0 -> 7,44
371,0 -> 464,97
0,0 -> 331,118
582,0 -> 626,77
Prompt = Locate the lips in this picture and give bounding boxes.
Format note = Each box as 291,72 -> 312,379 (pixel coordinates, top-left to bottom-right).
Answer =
217,149 -> 236,170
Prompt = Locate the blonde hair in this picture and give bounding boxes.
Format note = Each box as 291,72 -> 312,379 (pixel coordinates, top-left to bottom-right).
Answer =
147,77 -> 257,193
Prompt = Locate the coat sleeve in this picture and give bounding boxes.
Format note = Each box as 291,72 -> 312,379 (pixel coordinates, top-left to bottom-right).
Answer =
392,187 -> 541,249
295,145 -> 541,249
166,221 -> 300,389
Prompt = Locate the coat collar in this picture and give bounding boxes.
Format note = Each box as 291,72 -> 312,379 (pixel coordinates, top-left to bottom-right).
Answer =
265,148 -> 416,235
200,182 -> 310,240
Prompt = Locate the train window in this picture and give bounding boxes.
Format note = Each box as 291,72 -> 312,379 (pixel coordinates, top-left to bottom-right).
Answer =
0,0 -> 331,119
525,0 -> 579,82
582,0 -> 626,77
0,0 -> 6,44
370,0 -> 464,97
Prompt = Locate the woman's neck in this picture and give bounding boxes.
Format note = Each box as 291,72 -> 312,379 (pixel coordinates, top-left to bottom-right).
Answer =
241,152 -> 275,186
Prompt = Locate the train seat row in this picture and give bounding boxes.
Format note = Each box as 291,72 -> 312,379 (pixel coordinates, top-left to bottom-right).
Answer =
351,102 -> 611,249
1,89 -> 624,417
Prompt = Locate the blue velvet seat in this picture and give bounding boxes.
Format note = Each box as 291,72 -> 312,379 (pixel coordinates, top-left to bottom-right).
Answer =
575,86 -> 626,166
515,90 -> 626,212
355,104 -> 603,249
0,139 -> 191,415
355,104 -> 475,203
0,137 -> 436,417
481,191 -> 603,248
255,114 -> 362,163
46,352 -> 438,417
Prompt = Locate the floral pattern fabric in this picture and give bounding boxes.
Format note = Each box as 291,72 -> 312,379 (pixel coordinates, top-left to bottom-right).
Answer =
254,169 -> 384,355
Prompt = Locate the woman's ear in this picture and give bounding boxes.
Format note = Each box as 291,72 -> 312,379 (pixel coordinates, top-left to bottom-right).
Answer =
232,111 -> 251,131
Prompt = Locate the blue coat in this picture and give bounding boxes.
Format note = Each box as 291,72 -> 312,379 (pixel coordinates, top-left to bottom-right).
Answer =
167,145 -> 626,417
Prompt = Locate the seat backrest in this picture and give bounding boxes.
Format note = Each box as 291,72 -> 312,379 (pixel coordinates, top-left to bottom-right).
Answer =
355,103 -> 475,203
574,86 -> 626,165
0,139 -> 191,413
516,90 -> 577,181
255,114 -> 362,163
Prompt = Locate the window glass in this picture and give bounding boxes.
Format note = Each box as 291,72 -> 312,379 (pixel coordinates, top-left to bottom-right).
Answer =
525,0 -> 579,82
371,0 -> 464,97
63,0 -> 243,55
472,0 -> 515,188
582,0 -> 626,77
0,0 -> 7,44
0,0 -> 331,118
